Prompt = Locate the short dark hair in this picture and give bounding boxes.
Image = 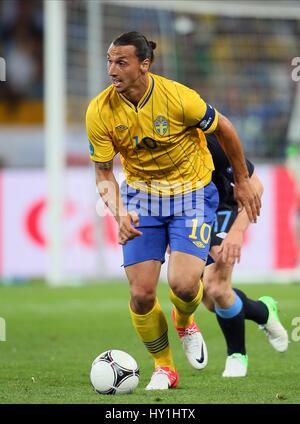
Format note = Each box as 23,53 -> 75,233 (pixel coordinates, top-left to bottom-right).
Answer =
112,31 -> 156,63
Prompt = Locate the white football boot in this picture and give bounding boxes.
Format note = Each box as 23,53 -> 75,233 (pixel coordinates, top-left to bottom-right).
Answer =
222,353 -> 248,377
145,367 -> 179,390
172,308 -> 208,369
259,296 -> 288,352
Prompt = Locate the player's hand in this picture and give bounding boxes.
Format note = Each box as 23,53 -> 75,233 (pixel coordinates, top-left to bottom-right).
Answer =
234,179 -> 261,223
217,229 -> 244,265
118,211 -> 143,245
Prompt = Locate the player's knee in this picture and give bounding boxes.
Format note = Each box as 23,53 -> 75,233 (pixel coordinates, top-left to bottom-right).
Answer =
169,277 -> 198,302
205,279 -> 231,304
130,288 -> 156,314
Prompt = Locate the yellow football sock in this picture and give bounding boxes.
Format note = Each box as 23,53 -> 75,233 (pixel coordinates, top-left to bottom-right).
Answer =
170,280 -> 203,328
129,299 -> 175,371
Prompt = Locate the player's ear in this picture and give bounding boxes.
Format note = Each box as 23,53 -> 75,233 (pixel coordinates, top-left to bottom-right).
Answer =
140,59 -> 150,73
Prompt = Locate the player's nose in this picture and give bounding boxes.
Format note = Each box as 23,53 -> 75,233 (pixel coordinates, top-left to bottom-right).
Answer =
107,62 -> 117,76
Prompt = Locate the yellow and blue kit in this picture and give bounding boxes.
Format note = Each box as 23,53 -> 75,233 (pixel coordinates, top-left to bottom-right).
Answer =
86,73 -> 219,265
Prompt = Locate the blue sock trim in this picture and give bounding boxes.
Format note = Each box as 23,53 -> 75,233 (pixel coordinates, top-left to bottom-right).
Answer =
215,293 -> 243,319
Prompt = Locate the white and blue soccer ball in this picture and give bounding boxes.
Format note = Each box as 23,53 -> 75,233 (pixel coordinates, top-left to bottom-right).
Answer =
90,349 -> 140,395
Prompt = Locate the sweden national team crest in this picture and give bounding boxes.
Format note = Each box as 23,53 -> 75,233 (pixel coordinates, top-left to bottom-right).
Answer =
154,116 -> 169,136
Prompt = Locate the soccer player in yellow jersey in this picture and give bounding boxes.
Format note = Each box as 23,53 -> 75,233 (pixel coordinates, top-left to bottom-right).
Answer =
86,32 -> 261,390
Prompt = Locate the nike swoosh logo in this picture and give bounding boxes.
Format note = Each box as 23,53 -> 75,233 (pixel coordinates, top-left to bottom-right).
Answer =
196,344 -> 205,364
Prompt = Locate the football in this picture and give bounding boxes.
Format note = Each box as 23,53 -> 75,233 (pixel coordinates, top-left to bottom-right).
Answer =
90,349 -> 140,395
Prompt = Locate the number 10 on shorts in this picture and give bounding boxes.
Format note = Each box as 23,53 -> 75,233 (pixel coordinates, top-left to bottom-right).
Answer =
188,219 -> 211,244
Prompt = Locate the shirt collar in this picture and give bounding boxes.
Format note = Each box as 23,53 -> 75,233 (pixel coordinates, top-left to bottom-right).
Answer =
118,74 -> 155,110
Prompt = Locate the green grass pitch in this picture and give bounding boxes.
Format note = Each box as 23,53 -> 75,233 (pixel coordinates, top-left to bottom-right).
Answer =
0,281 -> 299,404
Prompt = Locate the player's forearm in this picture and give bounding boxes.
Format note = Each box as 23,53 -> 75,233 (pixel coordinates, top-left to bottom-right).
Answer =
214,113 -> 249,183
95,163 -> 127,223
230,209 -> 251,234
230,172 -> 264,234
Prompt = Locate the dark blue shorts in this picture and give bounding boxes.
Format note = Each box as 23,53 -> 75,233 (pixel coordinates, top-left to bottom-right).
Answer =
206,205 -> 238,266
121,181 -> 219,267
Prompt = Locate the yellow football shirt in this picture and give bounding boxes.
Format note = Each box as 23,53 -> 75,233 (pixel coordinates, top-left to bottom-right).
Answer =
86,73 -> 218,195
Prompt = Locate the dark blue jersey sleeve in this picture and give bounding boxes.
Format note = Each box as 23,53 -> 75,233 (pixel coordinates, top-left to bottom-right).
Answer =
206,133 -> 255,181
206,133 -> 255,208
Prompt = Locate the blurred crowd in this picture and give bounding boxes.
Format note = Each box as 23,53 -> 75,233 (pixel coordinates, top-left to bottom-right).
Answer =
173,15 -> 300,159
109,5 -> 299,159
0,0 -> 43,101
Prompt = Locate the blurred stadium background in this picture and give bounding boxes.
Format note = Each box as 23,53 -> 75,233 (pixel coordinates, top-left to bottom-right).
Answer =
0,0 -> 299,286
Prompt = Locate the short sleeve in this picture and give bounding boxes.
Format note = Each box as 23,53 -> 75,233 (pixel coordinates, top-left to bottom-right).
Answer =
86,98 -> 118,162
180,85 -> 219,134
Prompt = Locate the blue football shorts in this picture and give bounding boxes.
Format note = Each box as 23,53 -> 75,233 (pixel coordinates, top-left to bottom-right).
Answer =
120,181 -> 219,267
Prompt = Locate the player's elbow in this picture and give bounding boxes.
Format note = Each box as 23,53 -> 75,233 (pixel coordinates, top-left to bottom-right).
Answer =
214,112 -> 235,138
